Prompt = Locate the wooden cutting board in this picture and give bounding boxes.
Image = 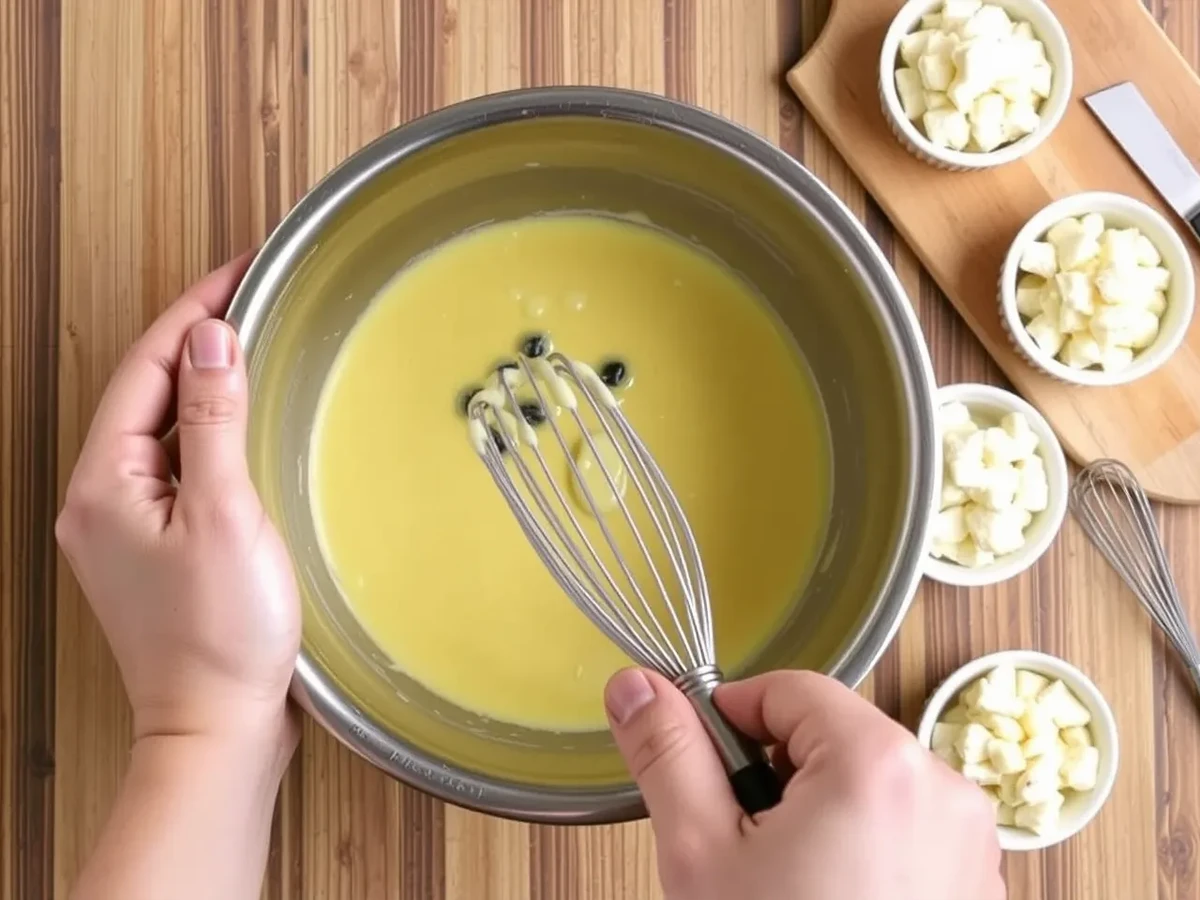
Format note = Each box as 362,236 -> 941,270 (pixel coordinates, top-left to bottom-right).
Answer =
788,0 -> 1200,504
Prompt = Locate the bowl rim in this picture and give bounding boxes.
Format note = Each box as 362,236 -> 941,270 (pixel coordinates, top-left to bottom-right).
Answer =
878,0 -> 1074,170
915,649 -> 1120,852
922,383 -> 1068,587
225,86 -> 941,823
999,190 -> 1198,386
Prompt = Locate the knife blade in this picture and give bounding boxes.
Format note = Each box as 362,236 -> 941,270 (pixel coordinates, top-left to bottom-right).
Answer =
1085,81 -> 1200,240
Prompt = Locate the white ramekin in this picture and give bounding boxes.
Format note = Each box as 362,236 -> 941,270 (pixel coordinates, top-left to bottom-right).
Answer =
879,0 -> 1073,171
923,383 -> 1068,587
999,191 -> 1197,386
916,649 -> 1119,852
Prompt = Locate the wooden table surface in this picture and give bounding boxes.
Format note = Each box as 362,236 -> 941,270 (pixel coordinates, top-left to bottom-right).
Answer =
3,0 -> 1199,898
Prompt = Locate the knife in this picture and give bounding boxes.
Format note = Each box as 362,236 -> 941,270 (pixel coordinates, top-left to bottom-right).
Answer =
1085,81 -> 1200,240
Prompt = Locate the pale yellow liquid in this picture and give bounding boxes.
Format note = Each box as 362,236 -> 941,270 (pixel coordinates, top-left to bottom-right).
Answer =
311,215 -> 829,731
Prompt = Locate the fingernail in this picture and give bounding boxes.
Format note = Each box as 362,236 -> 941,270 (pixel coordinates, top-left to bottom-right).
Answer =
190,321 -> 232,370
606,669 -> 656,725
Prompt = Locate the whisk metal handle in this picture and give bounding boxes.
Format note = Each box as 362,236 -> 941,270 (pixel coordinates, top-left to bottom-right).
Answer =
676,666 -> 784,815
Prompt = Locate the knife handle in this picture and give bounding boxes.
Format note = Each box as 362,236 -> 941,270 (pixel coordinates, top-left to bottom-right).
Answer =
1189,211 -> 1200,241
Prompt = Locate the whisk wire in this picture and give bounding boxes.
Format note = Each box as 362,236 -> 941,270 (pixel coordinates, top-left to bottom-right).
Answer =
523,366 -> 692,673
620,419 -> 714,654
568,405 -> 695,664
1070,460 -> 1200,684
481,420 -> 681,673
601,407 -> 706,653
559,358 -> 708,670
474,354 -> 718,675
502,382 -> 685,674
468,349 -> 784,814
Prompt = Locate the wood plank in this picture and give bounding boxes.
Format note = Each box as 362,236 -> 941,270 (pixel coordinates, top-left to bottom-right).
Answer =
788,0 -> 1200,504
0,2 -> 60,898
25,1 -> 1200,898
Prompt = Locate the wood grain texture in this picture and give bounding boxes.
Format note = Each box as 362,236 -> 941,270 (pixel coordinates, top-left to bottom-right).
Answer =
0,3 -> 59,899
789,0 -> 1200,505
0,0 -> 1194,897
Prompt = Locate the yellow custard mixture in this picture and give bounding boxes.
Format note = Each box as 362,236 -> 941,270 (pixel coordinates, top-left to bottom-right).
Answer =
311,214 -> 830,732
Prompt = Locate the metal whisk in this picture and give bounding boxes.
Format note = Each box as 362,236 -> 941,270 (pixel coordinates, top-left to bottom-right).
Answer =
467,351 -> 782,814
1070,459 -> 1200,700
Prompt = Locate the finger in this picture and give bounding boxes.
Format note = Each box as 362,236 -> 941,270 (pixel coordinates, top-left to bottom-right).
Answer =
605,668 -> 740,847
160,426 -> 182,483
769,742 -> 797,784
81,251 -> 255,456
715,671 -> 898,772
175,319 -> 254,507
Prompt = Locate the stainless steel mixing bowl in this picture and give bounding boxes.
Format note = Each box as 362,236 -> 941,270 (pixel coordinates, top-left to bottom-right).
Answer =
227,87 -> 938,824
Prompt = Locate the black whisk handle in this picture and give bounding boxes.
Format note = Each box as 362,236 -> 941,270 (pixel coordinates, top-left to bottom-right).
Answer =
676,665 -> 784,815
729,758 -> 785,814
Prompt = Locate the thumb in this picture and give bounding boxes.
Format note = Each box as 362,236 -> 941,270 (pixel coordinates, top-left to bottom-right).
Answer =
605,668 -> 740,847
176,319 -> 253,503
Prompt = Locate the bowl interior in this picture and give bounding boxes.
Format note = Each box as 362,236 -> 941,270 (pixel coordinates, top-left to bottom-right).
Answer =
234,103 -> 932,800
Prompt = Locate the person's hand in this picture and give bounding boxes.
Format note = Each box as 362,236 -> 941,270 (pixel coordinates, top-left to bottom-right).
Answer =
56,252 -> 301,755
605,668 -> 1004,900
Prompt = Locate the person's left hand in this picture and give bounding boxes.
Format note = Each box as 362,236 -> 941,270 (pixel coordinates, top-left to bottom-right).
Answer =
56,252 -> 301,752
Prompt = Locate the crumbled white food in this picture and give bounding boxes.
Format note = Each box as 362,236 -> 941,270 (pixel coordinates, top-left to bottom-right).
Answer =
1015,216 -> 1170,371
961,667 -> 1024,718
1014,792 -> 1065,835
896,3 -> 1052,152
932,722 -> 963,754
996,773 -> 1021,807
1061,333 -> 1104,370
970,92 -> 1008,151
1060,725 -> 1093,749
1021,730 -> 1058,761
1029,62 -> 1052,99
923,108 -> 970,150
925,89 -> 952,110
940,0 -> 983,32
1002,412 -> 1040,458
1016,669 -> 1050,699
918,46 -> 957,92
973,712 -> 1024,743
894,68 -> 927,120
1134,233 -> 1162,266
961,761 -> 1002,787
1055,232 -> 1101,273
931,666 -> 1103,835
931,403 -> 1047,567
1019,241 -> 1057,279
956,722 -> 994,765
1016,753 -> 1062,806
1037,679 -> 1093,728
1013,456 -> 1049,513
1015,274 -> 1046,317
988,738 -> 1028,775
900,29 -> 935,68
1060,745 -> 1100,791
1025,313 -> 1065,357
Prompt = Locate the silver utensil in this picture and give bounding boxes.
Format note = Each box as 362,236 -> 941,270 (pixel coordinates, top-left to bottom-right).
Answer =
1085,82 -> 1200,240
1070,459 -> 1200,698
467,351 -> 783,814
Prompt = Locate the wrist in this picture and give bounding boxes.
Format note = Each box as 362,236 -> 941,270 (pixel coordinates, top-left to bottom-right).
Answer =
132,706 -> 297,790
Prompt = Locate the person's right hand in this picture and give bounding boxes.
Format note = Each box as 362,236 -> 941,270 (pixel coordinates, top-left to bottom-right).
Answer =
604,668 -> 1004,900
